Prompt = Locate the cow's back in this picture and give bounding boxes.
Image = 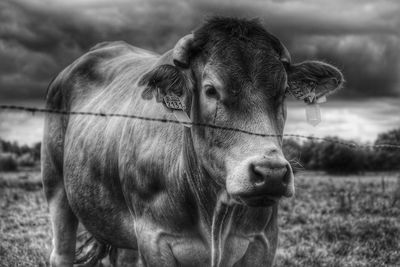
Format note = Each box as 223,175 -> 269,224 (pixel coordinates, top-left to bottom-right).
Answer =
51,41 -> 157,111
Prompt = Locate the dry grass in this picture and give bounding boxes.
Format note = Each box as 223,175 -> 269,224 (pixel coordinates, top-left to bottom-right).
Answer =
1,170 -> 400,266
276,172 -> 400,267
0,171 -> 51,267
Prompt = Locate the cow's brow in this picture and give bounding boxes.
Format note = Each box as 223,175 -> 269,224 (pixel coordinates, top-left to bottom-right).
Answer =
1,104 -> 400,150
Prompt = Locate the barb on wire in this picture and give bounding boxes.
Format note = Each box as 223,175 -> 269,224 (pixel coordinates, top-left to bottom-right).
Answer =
1,104 -> 400,150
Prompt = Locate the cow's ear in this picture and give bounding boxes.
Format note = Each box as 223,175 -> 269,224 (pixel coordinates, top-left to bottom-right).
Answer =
138,64 -> 189,102
287,61 -> 344,102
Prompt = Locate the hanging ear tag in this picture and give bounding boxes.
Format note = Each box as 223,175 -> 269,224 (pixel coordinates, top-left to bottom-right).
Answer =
163,95 -> 192,128
306,95 -> 328,126
306,103 -> 321,126
288,80 -> 327,126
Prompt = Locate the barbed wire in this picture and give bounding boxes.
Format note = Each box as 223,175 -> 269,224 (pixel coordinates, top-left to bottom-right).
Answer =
1,104 -> 400,150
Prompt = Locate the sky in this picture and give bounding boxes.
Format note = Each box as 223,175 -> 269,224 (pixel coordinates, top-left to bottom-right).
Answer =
0,0 -> 399,145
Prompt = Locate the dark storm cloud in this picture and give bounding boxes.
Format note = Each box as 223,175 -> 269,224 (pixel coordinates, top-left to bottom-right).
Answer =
0,0 -> 399,101
0,0 -> 199,100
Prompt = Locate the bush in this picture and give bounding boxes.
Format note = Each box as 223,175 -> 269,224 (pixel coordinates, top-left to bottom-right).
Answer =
32,142 -> 41,161
319,138 -> 364,174
372,129 -> 400,170
283,138 -> 302,161
300,140 -> 323,170
298,138 -> 366,174
0,153 -> 18,171
17,153 -> 36,167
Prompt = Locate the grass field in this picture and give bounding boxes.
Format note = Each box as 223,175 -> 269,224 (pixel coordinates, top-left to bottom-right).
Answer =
1,170 -> 400,267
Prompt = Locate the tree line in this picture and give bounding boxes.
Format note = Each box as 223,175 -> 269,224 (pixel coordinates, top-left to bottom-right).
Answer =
0,140 -> 41,171
1,128 -> 399,173
283,128 -> 400,174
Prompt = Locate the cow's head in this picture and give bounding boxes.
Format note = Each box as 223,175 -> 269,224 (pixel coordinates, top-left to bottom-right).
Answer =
139,17 -> 343,207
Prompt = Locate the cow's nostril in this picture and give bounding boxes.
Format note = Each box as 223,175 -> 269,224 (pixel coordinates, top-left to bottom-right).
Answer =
252,165 -> 267,185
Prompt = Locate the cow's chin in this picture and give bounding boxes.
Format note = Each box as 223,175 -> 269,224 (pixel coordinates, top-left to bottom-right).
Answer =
238,194 -> 281,207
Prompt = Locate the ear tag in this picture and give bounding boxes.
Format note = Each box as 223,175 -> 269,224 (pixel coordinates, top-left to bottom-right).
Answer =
163,95 -> 192,128
288,80 -> 328,126
306,103 -> 321,126
316,95 -> 327,104
306,94 -> 329,126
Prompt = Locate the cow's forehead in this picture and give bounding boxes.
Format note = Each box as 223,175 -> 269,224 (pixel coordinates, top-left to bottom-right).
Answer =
193,17 -> 284,58
217,41 -> 281,73
201,40 -> 286,97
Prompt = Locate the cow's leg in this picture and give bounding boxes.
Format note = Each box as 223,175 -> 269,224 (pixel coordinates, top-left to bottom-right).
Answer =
47,188 -> 79,267
42,110 -> 80,266
43,158 -> 78,267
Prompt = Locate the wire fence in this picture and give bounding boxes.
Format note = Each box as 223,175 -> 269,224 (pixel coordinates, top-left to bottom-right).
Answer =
1,104 -> 400,150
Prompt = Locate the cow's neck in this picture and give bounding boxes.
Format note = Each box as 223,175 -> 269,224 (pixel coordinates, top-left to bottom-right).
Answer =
180,129 -> 232,265
180,129 -> 277,266
179,129 -> 275,223
180,128 -> 220,227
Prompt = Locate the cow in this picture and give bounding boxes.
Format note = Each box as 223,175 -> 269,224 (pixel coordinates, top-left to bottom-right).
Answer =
42,17 -> 343,267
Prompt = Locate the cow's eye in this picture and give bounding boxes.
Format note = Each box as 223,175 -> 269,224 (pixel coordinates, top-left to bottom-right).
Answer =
205,85 -> 219,99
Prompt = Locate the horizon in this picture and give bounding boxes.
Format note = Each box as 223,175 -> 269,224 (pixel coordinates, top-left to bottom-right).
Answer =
1,98 -> 399,146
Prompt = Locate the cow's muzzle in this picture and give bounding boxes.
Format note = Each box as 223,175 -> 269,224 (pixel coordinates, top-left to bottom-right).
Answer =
226,154 -> 294,207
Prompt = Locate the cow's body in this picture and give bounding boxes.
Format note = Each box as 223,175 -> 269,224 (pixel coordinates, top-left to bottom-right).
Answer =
43,17 -> 343,267
42,42 -> 277,266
